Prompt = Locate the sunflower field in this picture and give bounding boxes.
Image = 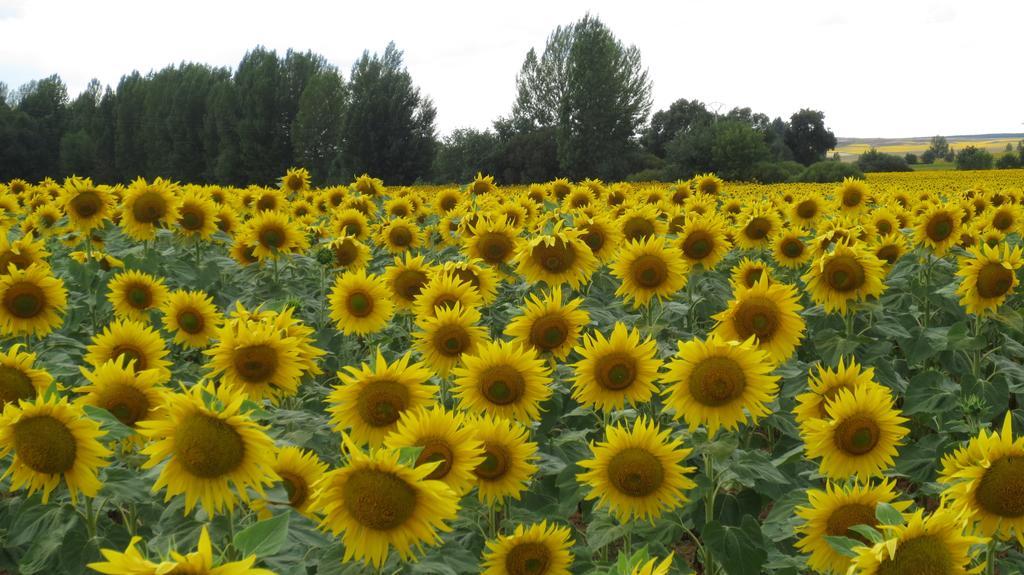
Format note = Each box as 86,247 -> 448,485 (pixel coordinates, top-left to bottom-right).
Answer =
0,168 -> 1024,575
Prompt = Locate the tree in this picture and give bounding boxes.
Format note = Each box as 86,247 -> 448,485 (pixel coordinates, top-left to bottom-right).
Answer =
928,135 -> 949,158
641,98 -> 714,158
920,149 -> 937,164
783,109 -> 837,166
665,118 -> 769,181
341,43 -> 437,184
857,148 -> 911,172
433,128 -> 501,184
14,75 -> 69,179
292,69 -> 348,185
995,151 -> 1019,169
955,146 -> 994,170
905,153 -> 918,164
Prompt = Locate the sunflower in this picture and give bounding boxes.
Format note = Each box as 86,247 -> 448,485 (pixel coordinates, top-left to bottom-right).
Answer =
61,176 -> 112,232
794,480 -> 911,575
771,229 -> 813,269
571,323 -> 660,412
955,242 -> 1023,315
577,417 -> 696,522
847,509 -> 983,575
328,349 -> 436,447
677,213 -> 731,270
243,210 -> 310,260
514,227 -> 599,289
327,234 -> 371,271
481,521 -> 574,575
0,234 -> 50,273
383,407 -> 484,496
253,188 -> 287,213
504,289 -> 588,363
802,242 -> 886,314
692,173 -> 723,196
205,320 -> 305,403
313,438 -> 458,568
120,177 -> 181,241
160,289 -> 222,348
138,381 -> 277,515
661,334 -> 778,437
0,344 -> 52,408
941,413 -> 1024,543
378,217 -> 422,253
333,208 -> 371,241
611,236 -> 688,308
834,177 -> 869,214
69,250 -> 125,272
85,319 -> 172,382
328,269 -> 395,335
413,303 -> 487,377
352,173 -> 385,197
729,257 -> 773,291
617,204 -> 667,243
467,217 -> 523,269
214,205 -> 239,235
77,356 -> 168,434
383,252 -> 434,310
0,263 -> 67,337
735,204 -> 783,250
435,188 -> 464,214
441,259 -> 500,304
631,554 -> 674,575
0,394 -> 110,503
252,446 -> 328,520
281,167 -> 311,194
574,214 -> 622,263
106,269 -> 169,322
987,204 -> 1020,235
801,384 -> 909,480
87,526 -> 276,575
793,357 -> 881,425
453,340 -> 551,423
711,276 -> 805,364
414,271 -> 484,319
914,204 -> 963,256
175,188 -> 219,240
791,194 -> 823,227
872,232 -> 908,268
468,414 -> 539,505
229,238 -> 260,267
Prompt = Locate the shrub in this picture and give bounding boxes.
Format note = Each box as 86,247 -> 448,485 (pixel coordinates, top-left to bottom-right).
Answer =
857,148 -> 911,172
750,161 -> 805,183
795,160 -> 865,183
995,152 -> 1020,169
904,153 -> 918,164
955,146 -> 994,170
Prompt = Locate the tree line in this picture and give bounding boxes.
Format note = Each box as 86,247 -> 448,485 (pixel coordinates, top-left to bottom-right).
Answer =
1,15 -> 843,186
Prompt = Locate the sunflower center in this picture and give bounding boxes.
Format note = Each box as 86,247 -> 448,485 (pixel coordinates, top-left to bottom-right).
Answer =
286,175 -> 302,191
416,438 -> 455,480
177,310 -> 204,334
733,296 -> 780,341
993,212 -> 1013,231
12,415 -> 76,474
595,352 -> 637,391
875,220 -> 893,235
834,415 -> 881,456
683,231 -> 713,260
389,226 -> 413,247
391,270 -> 427,302
70,191 -> 102,218
180,208 -> 204,231
631,254 -> 668,289
259,226 -> 286,249
232,344 -> 279,383
622,217 -> 655,241
479,233 -> 513,264
480,365 -> 526,406
111,345 -> 147,371
529,314 -> 569,352
744,217 -> 772,240
174,413 -> 246,478
688,356 -> 747,407
823,255 -> 865,293
347,291 -> 374,318
131,191 -> 167,224
440,196 -> 458,212
356,379 -> 409,427
842,189 -> 862,207
797,200 -> 818,219
533,238 -> 577,274
279,471 -> 310,508
104,384 -> 151,427
341,468 -> 417,531
743,268 -> 765,288
607,447 -> 664,497
825,503 -> 878,543
926,214 -> 954,242
0,252 -> 32,271
975,456 -> 1024,518
781,238 -> 804,258
343,222 -> 362,237
505,542 -> 552,575
876,245 -> 900,265
451,269 -> 481,291
333,240 -> 358,266
126,284 -> 152,309
976,262 -> 1014,299
475,442 -> 510,480
581,227 -> 606,253
876,535 -> 953,575
0,365 -> 35,406
433,324 -> 470,357
3,281 -> 45,319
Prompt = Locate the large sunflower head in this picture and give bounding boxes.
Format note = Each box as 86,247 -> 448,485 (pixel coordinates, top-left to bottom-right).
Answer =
470,172 -> 498,195
467,414 -> 539,505
577,417 -> 697,522
174,188 -> 219,240
0,344 -> 52,409
106,269 -> 169,322
0,234 -> 50,274
332,208 -> 371,241
378,216 -> 422,253
617,203 -> 667,243
955,242 -> 1024,316
575,214 -> 624,263
504,287 -> 589,362
281,167 -> 311,195
85,318 -> 172,382
729,257 -> 774,292
383,406 -> 485,496
611,236 -> 689,308
138,381 -> 278,515
734,204 -> 782,250
571,323 -> 661,413
327,349 -> 437,447
242,210 -> 310,260
0,393 -> 110,503
453,339 -> 552,423
413,270 -> 483,320
0,263 -> 67,338
313,439 -> 459,568
205,319 -> 306,403
77,356 -> 168,431
160,289 -> 222,348
466,217 -> 523,269
382,252 -> 435,310
801,384 -> 909,480
771,228 -> 813,269
661,334 -> 779,437
413,303 -> 487,377
802,242 -> 887,315
914,203 -> 964,256
793,356 -> 881,425
514,227 -> 599,289
711,276 -> 805,364
327,233 -> 371,271
121,177 -> 181,241
835,178 -> 870,214
791,194 -> 823,227
328,269 -> 395,335
252,446 -> 328,520
871,231 -> 908,269
677,213 -> 731,270
434,188 -> 464,215
692,173 -> 723,196
847,509 -> 983,575
352,173 -> 385,197
441,259 -> 499,304
481,521 -> 575,575
61,176 -> 112,232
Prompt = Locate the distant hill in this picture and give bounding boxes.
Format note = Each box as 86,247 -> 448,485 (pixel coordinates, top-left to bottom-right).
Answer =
834,133 -> 1024,161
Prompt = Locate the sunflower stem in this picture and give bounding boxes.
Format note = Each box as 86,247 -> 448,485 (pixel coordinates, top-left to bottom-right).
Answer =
702,451 -> 720,575
83,497 -> 99,540
986,537 -> 998,575
921,253 -> 934,329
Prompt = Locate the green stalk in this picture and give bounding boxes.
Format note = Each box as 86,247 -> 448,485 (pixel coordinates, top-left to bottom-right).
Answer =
702,451 -> 719,575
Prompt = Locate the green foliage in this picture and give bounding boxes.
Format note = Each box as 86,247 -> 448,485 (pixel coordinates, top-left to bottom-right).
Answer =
928,134 -> 950,158
996,151 -> 1020,169
641,98 -> 714,158
795,160 -> 865,182
857,148 -> 912,172
783,108 -> 837,166
749,160 -> 805,183
955,145 -> 994,170
432,128 -> 501,184
905,152 -> 918,164
665,118 -> 770,181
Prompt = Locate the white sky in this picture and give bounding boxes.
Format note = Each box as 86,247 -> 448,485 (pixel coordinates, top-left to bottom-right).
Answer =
2,0 -> 1022,138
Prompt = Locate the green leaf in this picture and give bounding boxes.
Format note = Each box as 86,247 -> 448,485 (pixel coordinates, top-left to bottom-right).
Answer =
848,524 -> 883,544
82,405 -> 136,443
703,515 -> 767,575
875,502 -> 904,526
397,446 -> 424,467
825,535 -> 863,558
233,512 -> 290,558
902,371 -> 959,416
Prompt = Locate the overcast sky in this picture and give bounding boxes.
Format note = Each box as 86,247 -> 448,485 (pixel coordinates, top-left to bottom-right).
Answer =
2,0 -> 1022,138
